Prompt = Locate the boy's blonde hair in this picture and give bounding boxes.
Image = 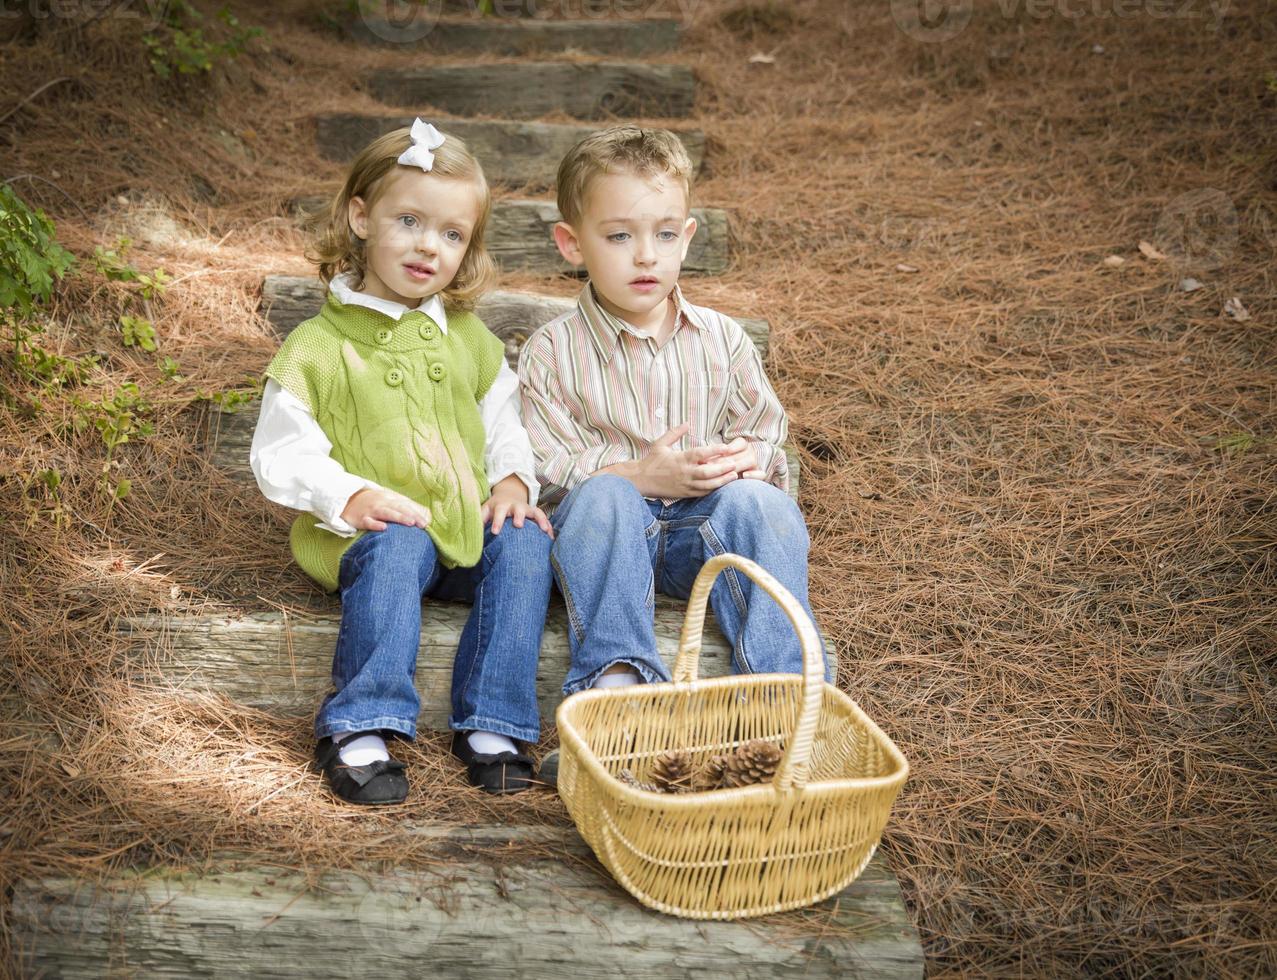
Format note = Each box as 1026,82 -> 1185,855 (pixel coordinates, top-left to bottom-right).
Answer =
556,126 -> 694,227
306,127 -> 496,311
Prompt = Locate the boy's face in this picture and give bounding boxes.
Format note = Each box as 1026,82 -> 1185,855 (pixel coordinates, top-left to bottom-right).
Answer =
553,169 -> 697,328
348,167 -> 480,308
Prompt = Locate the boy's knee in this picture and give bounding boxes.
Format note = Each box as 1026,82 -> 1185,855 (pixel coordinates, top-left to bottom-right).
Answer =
557,473 -> 643,525
712,480 -> 807,544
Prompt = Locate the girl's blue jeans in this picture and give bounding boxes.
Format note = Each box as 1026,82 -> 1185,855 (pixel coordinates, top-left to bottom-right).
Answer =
549,474 -> 830,695
314,521 -> 554,745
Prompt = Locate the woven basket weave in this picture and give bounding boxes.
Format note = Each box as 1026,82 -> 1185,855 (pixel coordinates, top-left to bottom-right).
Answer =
556,553 -> 909,919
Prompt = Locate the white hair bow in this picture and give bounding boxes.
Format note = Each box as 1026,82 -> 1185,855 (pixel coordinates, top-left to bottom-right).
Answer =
397,118 -> 446,172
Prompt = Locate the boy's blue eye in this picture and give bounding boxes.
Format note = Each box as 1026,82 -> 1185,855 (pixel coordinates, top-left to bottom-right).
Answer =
607,232 -> 630,243
657,230 -> 679,241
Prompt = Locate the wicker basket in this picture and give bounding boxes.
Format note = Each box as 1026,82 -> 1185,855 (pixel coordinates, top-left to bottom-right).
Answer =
555,553 -> 910,920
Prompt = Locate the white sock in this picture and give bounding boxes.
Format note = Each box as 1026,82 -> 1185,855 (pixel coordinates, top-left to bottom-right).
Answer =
467,730 -> 518,756
333,730 -> 390,766
593,668 -> 641,689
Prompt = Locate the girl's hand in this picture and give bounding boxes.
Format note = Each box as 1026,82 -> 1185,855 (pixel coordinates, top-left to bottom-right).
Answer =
340,488 -> 431,532
483,475 -> 554,537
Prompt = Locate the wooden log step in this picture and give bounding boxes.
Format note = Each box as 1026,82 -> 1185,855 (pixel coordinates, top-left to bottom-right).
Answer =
494,198 -> 726,274
314,115 -> 706,185
118,595 -> 765,732
292,196 -> 727,275
12,827 -> 924,978
213,279 -> 797,499
366,62 -> 696,120
255,277 -> 767,351
345,16 -> 681,55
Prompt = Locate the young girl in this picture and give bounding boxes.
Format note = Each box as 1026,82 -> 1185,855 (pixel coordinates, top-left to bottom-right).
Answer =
250,119 -> 554,804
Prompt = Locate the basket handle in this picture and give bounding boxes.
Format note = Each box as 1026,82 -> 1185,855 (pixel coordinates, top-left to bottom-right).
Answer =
672,553 -> 824,792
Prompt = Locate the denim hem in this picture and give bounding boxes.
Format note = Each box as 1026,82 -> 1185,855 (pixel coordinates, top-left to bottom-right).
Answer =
449,715 -> 540,745
315,717 -> 417,741
562,657 -> 669,698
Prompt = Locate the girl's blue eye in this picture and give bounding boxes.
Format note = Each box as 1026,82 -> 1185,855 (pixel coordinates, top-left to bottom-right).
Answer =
399,215 -> 417,228
445,229 -> 464,243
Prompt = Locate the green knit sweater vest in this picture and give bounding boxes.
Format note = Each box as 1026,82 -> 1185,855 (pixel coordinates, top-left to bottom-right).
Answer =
265,294 -> 505,592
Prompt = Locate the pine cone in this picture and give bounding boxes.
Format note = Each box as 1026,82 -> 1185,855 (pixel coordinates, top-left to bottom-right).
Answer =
720,739 -> 783,788
650,749 -> 695,793
618,768 -> 660,793
695,753 -> 732,791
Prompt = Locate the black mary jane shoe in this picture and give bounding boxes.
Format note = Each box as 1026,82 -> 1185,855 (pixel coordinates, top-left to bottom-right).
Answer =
313,735 -> 409,806
450,732 -> 535,795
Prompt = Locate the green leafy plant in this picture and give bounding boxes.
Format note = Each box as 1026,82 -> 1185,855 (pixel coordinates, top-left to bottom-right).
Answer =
1,183 -> 74,321
143,2 -> 263,79
197,375 -> 263,413
120,315 -> 158,352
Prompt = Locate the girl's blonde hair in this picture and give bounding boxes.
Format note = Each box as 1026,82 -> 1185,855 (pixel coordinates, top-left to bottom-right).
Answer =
306,127 -> 496,311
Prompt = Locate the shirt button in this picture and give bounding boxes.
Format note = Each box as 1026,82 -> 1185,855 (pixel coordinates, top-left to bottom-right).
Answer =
419,321 -> 436,340
654,407 -> 665,419
375,328 -> 393,345
385,368 -> 403,387
428,362 -> 447,382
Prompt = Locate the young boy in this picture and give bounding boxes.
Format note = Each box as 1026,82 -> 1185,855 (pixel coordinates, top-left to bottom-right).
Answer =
518,126 -> 828,708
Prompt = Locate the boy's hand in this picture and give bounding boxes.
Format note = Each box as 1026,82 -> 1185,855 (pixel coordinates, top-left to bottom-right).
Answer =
702,437 -> 766,480
341,488 -> 431,532
483,474 -> 554,537
619,424 -> 742,498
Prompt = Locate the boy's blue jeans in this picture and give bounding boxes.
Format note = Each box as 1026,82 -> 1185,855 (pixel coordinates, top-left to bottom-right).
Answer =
549,474 -> 830,695
314,521 -> 553,745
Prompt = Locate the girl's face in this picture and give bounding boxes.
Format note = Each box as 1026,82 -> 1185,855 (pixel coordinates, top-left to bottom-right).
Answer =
347,167 -> 481,308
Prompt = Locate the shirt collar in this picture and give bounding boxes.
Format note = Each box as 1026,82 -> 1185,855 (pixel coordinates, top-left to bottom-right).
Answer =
576,280 -> 708,363
329,272 -> 449,334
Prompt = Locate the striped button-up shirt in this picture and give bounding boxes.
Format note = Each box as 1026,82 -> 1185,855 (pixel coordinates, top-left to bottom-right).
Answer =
518,281 -> 789,506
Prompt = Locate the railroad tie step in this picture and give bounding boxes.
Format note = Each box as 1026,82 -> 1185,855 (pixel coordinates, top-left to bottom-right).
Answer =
118,595 -> 770,731
314,115 -> 706,187
290,197 -> 728,276
11,825 -> 924,978
366,62 -> 696,120
210,279 -> 796,499
344,16 -> 682,56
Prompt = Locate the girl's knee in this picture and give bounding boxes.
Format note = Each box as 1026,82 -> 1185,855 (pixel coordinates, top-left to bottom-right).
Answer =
356,522 -> 436,569
492,522 -> 553,562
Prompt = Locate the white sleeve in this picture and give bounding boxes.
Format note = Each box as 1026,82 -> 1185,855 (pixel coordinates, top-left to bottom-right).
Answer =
479,361 -> 540,507
249,379 -> 382,537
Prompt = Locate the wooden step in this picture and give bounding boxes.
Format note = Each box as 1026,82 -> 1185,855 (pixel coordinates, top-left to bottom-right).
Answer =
12,826 -> 923,978
119,595 -> 753,732
346,16 -> 681,55
366,62 -> 696,120
211,279 -> 797,499
315,115 -> 706,186
292,196 -> 727,275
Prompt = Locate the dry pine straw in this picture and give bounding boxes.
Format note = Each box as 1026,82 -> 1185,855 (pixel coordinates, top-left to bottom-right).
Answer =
1,0 -> 1275,976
